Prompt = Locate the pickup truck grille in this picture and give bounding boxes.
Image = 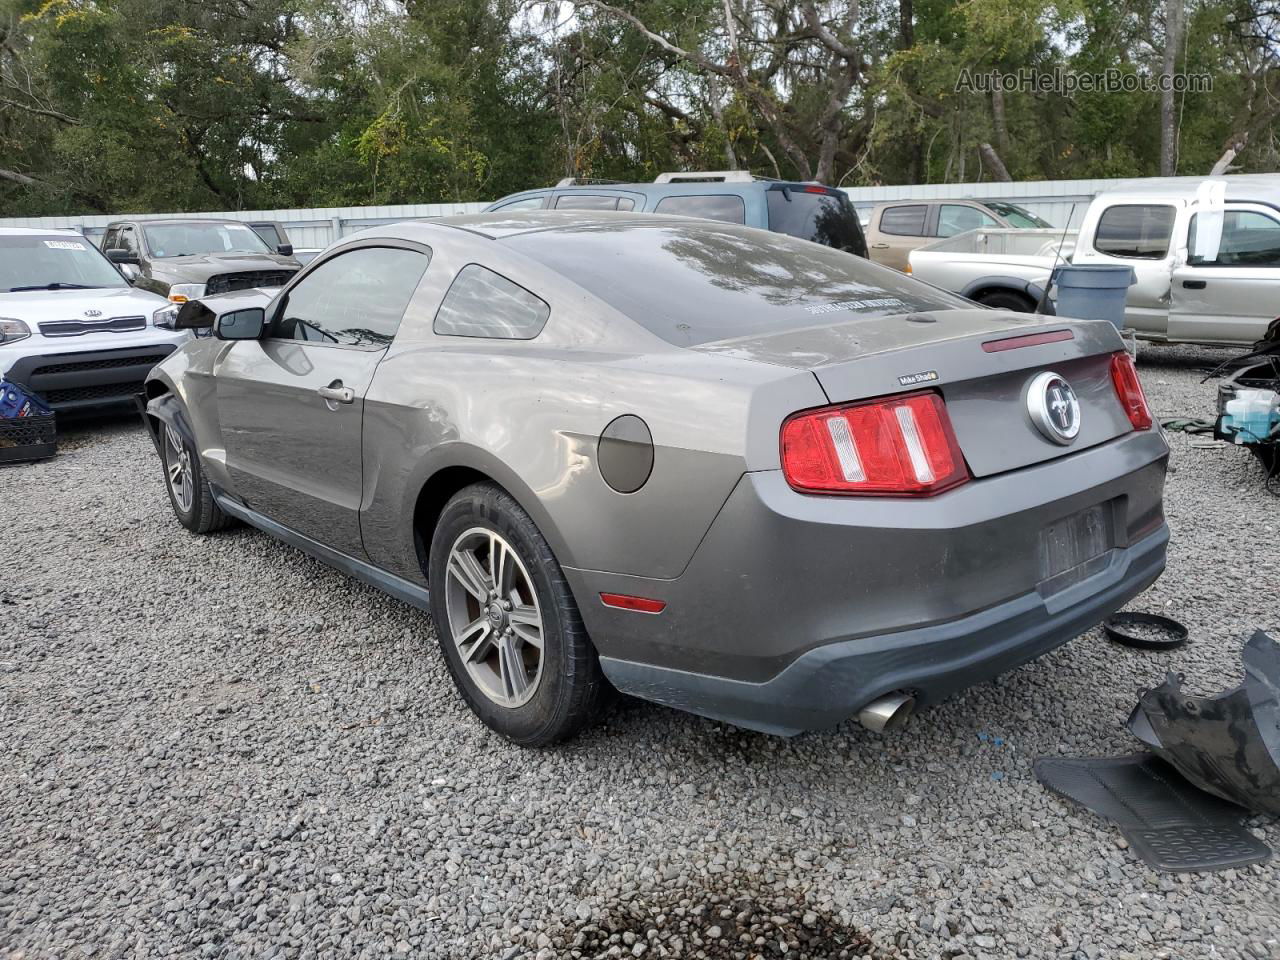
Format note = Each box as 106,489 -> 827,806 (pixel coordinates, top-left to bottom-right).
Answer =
205,270 -> 295,295
38,316 -> 146,337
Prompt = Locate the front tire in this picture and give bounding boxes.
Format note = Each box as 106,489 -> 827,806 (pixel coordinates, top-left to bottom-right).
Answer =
974,289 -> 1038,313
428,482 -> 605,746
160,422 -> 232,534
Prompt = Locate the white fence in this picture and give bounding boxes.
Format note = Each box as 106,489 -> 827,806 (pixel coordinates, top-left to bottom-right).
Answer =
4,173 -> 1278,244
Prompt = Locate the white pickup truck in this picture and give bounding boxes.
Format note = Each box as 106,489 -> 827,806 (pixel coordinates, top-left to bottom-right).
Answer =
908,177 -> 1280,346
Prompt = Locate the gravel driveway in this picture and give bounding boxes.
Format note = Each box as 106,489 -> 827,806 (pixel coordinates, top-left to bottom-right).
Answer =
2,345 -> 1277,960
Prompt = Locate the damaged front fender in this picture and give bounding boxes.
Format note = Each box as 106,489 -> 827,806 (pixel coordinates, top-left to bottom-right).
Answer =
136,391 -> 197,461
1128,630 -> 1280,816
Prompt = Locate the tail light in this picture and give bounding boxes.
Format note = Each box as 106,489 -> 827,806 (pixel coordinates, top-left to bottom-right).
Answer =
1109,352 -> 1152,431
781,391 -> 969,496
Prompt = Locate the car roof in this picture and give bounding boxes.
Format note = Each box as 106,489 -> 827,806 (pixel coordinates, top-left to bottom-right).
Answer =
414,209 -> 700,240
1097,175 -> 1280,204
870,198 -> 990,209
490,179 -> 842,207
0,226 -> 83,237
105,217 -> 252,226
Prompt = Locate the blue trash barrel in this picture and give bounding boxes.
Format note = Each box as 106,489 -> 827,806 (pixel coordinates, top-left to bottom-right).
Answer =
1051,265 -> 1136,331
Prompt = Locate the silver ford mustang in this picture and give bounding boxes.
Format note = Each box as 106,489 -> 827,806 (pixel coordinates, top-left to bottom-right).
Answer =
141,211 -> 1169,745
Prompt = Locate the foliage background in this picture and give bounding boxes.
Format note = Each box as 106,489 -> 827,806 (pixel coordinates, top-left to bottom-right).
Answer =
1,0 -> 1277,215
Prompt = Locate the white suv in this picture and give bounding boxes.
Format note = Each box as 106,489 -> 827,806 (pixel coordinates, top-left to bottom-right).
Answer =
0,227 -> 189,413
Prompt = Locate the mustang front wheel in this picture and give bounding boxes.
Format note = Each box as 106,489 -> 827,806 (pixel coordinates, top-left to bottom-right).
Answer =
160,421 -> 232,534
428,482 -> 605,745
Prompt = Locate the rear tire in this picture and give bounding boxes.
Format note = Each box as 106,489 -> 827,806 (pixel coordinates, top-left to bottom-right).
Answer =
160,421 -> 233,534
427,482 -> 605,746
974,289 -> 1038,313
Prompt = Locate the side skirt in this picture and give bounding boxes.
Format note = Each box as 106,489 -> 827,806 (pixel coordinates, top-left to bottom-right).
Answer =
211,489 -> 432,612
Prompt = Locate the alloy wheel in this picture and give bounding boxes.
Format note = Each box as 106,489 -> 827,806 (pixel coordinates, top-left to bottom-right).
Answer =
164,424 -> 194,514
443,527 -> 545,708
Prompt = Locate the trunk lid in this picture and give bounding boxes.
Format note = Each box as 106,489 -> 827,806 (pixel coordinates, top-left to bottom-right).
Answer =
694,309 -> 1134,478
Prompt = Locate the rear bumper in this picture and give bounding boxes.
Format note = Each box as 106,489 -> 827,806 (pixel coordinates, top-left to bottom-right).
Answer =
2,342 -> 182,412
568,428 -> 1170,734
598,524 -> 1166,735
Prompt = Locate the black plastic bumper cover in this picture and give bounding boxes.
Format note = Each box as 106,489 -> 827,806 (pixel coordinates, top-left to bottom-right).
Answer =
1128,630 -> 1280,816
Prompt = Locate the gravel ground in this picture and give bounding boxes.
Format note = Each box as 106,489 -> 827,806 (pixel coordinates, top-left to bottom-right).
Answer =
2,344 -> 1278,960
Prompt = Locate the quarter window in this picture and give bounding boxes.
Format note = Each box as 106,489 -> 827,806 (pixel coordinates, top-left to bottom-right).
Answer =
653,195 -> 747,224
937,204 -> 1000,237
878,204 -> 928,236
1093,204 -> 1176,259
271,246 -> 430,347
434,265 -> 549,340
1188,210 -> 1280,267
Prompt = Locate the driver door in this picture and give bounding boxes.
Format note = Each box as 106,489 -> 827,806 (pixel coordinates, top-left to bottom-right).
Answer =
1169,204 -> 1280,346
213,243 -> 431,557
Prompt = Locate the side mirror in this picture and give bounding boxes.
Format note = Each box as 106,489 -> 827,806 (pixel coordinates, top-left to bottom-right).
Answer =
106,248 -> 139,265
276,243 -> 294,257
119,262 -> 141,282
214,308 -> 266,341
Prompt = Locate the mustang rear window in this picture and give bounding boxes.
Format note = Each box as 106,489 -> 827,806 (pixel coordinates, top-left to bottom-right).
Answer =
506,222 -> 965,347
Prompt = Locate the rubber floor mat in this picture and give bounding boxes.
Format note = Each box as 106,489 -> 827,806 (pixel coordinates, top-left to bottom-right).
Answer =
1033,753 -> 1271,872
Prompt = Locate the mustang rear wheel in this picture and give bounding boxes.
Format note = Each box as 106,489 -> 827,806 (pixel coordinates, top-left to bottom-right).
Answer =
428,482 -> 605,745
160,422 -> 232,534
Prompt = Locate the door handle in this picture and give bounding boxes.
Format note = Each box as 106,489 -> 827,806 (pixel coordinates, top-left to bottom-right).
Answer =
872,242 -> 890,249
1181,279 -> 1207,289
317,383 -> 355,404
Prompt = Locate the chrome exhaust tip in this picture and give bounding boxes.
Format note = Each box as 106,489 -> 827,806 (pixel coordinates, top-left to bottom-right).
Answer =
858,692 -> 916,733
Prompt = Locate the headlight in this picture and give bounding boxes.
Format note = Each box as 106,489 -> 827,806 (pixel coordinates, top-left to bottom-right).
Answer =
167,283 -> 206,304
152,304 -> 181,329
0,318 -> 31,345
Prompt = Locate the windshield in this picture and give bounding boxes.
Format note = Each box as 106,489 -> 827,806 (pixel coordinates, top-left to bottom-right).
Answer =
509,221 -> 965,347
766,187 -> 868,257
143,222 -> 271,258
983,202 -> 1052,229
0,235 -> 127,292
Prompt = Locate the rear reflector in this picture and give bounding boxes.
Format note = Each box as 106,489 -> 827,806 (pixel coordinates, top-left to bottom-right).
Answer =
781,391 -> 969,496
982,330 -> 1074,352
1110,351 -> 1153,431
600,593 -> 667,614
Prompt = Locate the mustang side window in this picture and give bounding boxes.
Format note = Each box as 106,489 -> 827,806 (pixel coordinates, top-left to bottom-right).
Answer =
434,265 -> 549,340
272,246 -> 430,347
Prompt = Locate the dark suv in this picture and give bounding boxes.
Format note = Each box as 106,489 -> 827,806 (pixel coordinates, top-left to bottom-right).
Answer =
485,171 -> 868,258
101,218 -> 301,303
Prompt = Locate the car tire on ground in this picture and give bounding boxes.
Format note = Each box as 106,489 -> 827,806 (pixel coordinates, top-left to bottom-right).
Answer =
160,421 -> 233,534
428,482 -> 606,746
974,289 -> 1038,312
